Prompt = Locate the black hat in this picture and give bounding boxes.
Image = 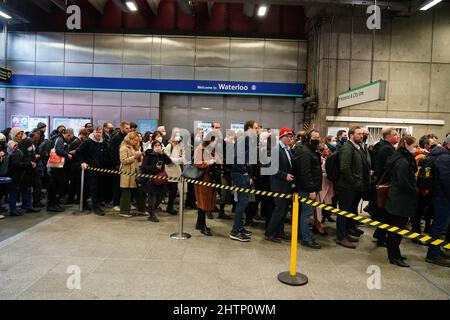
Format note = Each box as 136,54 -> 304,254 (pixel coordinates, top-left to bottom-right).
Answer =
37,122 -> 47,129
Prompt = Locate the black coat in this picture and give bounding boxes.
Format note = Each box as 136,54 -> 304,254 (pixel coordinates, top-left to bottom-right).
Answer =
385,148 -> 418,218
77,135 -> 107,168
431,146 -> 450,200
270,143 -> 294,193
110,132 -> 127,168
373,139 -> 395,183
293,142 -> 322,193
231,135 -> 257,177
141,149 -> 172,195
8,139 -> 35,187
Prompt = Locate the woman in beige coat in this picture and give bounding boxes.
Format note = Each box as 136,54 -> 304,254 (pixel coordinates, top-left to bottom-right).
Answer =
119,132 -> 146,217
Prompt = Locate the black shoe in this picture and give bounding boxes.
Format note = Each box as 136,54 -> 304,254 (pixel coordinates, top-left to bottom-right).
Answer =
94,208 -> 105,216
56,204 -> 66,212
426,256 -> 450,267
277,232 -> 292,241
244,219 -> 258,227
25,208 -> 40,213
148,214 -> 159,222
166,208 -> 178,215
47,206 -> 64,213
0,206 -> 7,213
348,228 -> 362,237
218,212 -> 232,220
264,234 -> 282,243
239,227 -> 252,236
206,212 -> 214,219
10,211 -> 24,216
301,240 -> 322,249
229,231 -> 251,242
212,206 -> 220,213
200,226 -> 212,236
390,258 -> 410,268
376,240 -> 388,247
33,203 -> 46,208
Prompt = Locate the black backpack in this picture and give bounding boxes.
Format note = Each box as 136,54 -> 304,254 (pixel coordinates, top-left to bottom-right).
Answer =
325,151 -> 340,182
416,155 -> 435,191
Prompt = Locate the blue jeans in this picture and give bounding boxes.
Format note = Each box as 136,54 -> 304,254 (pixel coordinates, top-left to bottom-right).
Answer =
299,191 -> 314,242
9,186 -> 32,213
231,172 -> 249,233
427,195 -> 450,258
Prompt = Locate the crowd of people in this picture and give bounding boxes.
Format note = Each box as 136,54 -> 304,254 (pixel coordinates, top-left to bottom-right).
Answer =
0,120 -> 449,268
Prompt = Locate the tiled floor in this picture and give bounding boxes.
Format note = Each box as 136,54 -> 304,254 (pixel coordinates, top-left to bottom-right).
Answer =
0,206 -> 449,300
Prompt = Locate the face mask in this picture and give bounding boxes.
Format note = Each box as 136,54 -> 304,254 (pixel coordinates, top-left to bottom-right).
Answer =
330,142 -> 337,147
408,147 -> 416,154
174,136 -> 182,142
340,136 -> 348,143
310,139 -> 320,148
156,137 -> 163,143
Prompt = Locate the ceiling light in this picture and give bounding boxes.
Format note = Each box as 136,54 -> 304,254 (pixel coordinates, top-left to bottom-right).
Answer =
419,0 -> 443,10
257,5 -> 267,17
126,1 -> 138,12
0,10 -> 12,19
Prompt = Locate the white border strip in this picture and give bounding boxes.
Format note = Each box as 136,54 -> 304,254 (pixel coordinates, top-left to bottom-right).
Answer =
326,116 -> 445,126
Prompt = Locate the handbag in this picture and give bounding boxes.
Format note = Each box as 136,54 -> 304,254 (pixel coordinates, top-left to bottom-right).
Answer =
375,157 -> 400,209
47,138 -> 65,169
152,170 -> 168,186
182,165 -> 205,180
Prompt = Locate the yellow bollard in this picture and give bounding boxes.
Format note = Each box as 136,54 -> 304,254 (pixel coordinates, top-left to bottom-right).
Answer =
278,193 -> 308,286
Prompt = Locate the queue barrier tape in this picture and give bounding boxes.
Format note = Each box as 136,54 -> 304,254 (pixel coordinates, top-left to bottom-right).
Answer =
85,166 -> 450,250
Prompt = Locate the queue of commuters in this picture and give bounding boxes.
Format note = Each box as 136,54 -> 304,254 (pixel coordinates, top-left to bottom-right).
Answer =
0,120 -> 449,268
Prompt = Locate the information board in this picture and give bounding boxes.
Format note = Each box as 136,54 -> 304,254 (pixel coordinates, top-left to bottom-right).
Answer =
52,117 -> 92,136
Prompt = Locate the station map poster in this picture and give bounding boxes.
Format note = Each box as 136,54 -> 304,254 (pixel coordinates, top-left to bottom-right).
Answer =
52,117 -> 92,136
11,115 -> 49,138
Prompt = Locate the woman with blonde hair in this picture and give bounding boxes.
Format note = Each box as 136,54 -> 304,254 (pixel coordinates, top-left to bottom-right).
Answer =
119,132 -> 146,217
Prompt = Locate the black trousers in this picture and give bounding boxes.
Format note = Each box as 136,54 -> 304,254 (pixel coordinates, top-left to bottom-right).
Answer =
197,208 -> 206,228
67,164 -> 81,204
411,192 -> 433,234
48,168 -> 68,207
337,188 -> 362,241
385,213 -> 409,261
112,173 -> 121,206
266,197 -> 290,237
32,171 -> 42,206
185,182 -> 196,208
84,172 -> 100,210
166,182 -> 177,210
372,207 -> 388,243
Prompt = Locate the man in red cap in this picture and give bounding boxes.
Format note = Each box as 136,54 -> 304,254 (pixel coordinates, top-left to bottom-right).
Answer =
265,127 -> 295,243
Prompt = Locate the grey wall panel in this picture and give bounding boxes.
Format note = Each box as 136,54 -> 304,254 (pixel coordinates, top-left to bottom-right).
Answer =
161,106 -> 188,132
225,96 -> 259,111
94,64 -> 123,78
122,106 -> 151,123
229,68 -> 263,82
122,92 -> 151,107
36,33 -> 65,62
150,93 -> 160,108
161,94 -> 189,108
93,91 -> 122,106
93,106 -> 121,124
150,107 -> 160,119
6,103 -> 35,119
35,104 -> 63,117
190,108 -> 224,125
195,38 -> 230,67
64,63 -> 93,77
63,105 -> 92,118
65,34 -> 94,63
151,65 -> 161,78
224,110 -> 261,129
298,42 -> 308,70
151,36 -> 162,65
261,110 -> 294,130
64,90 -> 93,105
8,32 -> 36,61
195,67 -> 229,81
123,65 -> 152,79
230,39 -> 264,68
298,70 -> 307,83
432,4 -> 450,63
35,89 -> 63,104
36,62 -> 64,76
8,61 -> 35,75
161,37 -> 195,66
263,69 -> 297,83
123,35 -> 152,64
264,40 -> 298,70
7,89 -> 35,104
191,95 -> 223,109
161,66 -> 194,80
94,34 -> 123,64
261,97 -> 294,112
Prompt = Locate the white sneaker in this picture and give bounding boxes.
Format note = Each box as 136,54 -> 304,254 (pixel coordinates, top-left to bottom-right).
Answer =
119,213 -> 132,218
131,205 -> 137,210
0,215 -> 5,219
113,206 -> 120,212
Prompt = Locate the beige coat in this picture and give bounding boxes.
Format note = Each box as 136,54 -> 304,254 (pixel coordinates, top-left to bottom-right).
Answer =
119,144 -> 140,188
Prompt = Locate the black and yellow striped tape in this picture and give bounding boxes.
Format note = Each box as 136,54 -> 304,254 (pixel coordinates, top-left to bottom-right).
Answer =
85,166 -> 450,250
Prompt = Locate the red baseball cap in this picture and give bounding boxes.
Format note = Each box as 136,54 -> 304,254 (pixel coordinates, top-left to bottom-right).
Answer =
279,128 -> 294,138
